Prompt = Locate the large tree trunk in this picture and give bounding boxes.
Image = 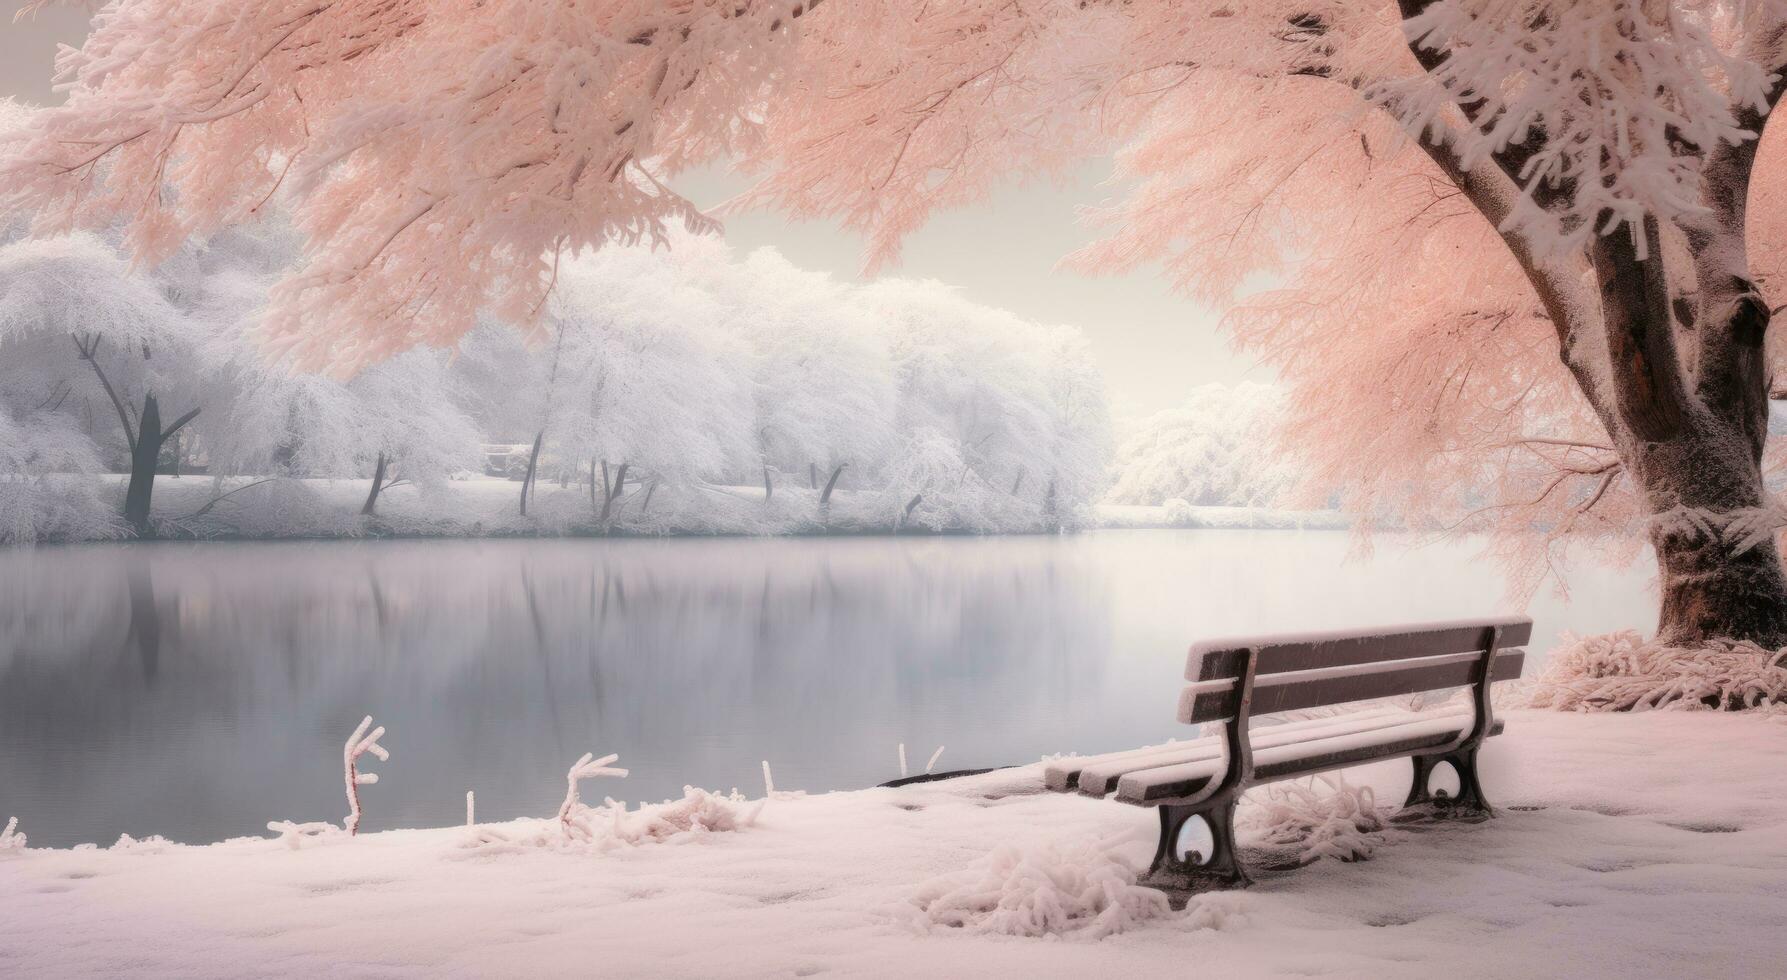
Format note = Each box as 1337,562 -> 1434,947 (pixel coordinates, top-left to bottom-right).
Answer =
1627,422 -> 1787,647
122,395 -> 165,537
1591,223 -> 1787,648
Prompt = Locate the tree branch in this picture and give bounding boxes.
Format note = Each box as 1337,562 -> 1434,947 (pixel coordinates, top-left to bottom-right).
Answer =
70,333 -> 138,452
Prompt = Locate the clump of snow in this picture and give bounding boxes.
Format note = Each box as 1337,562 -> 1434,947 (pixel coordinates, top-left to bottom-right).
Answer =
265,821 -> 343,851
609,786 -> 766,844
901,837 -> 1171,940
1526,630 -> 1787,712
1241,774 -> 1390,866
109,834 -> 176,854
1,816 -> 24,852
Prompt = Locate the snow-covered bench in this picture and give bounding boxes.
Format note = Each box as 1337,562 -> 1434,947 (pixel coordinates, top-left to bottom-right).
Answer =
1044,616 -> 1531,901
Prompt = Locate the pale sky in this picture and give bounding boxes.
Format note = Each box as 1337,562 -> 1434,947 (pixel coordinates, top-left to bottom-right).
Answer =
1,6 -> 1266,414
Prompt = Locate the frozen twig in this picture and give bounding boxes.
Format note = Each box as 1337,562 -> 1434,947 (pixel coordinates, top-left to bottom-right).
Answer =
925,745 -> 946,774
343,715 -> 390,836
558,752 -> 628,841
0,816 -> 24,851
898,743 -> 908,779
466,791 -> 475,828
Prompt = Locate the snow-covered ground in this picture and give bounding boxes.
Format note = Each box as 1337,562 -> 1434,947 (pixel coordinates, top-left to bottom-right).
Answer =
5,709 -> 1784,978
10,472 -> 1351,541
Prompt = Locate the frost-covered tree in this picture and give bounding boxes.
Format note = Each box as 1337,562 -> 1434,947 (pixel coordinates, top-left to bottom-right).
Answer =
0,404 -> 117,544
1108,383 -> 1296,509
0,233 -> 202,535
702,247 -> 897,502
10,0 -> 1784,641
856,279 -> 1109,529
545,242 -> 755,506
208,347 -> 479,516
454,241 -> 755,520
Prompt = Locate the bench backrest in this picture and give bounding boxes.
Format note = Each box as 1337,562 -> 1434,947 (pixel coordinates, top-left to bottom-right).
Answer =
1178,617 -> 1531,725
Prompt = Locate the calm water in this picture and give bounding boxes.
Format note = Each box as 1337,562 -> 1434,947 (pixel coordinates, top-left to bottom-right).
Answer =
0,530 -> 1651,848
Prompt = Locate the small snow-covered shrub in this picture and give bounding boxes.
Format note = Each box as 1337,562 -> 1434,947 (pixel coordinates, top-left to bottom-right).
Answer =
558,751 -> 629,841
1241,774 -> 1390,865
1,816 -> 24,852
608,786 -> 765,844
1527,630 -> 1787,712
461,786 -> 766,858
903,838 -> 1170,940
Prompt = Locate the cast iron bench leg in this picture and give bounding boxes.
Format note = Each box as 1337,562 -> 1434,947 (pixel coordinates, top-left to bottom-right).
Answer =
1401,745 -> 1493,819
1138,796 -> 1249,907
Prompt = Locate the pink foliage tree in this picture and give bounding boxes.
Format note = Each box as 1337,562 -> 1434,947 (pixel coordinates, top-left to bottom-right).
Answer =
7,0 -> 1787,645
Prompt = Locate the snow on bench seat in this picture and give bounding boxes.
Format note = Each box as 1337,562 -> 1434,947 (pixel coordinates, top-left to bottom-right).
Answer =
1046,706 -> 1414,796
1114,707 -> 1503,806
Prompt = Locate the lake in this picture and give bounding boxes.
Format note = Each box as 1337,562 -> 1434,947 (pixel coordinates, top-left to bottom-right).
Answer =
0,530 -> 1651,848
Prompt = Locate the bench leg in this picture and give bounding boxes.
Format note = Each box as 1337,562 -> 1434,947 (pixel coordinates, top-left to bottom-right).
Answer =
1137,797 -> 1249,908
1401,746 -> 1493,819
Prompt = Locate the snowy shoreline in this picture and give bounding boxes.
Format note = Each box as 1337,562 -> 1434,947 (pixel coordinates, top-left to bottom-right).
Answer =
3,709 -> 1784,978
6,473 -> 1351,544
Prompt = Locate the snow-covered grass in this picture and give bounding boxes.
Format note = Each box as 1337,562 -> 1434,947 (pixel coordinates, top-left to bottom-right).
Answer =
4,710 -> 1785,977
1526,630 -> 1787,712
0,474 -> 1350,543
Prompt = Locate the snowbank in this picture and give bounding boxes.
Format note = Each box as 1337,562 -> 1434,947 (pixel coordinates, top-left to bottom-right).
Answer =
0,475 -> 1351,542
4,710 -> 1785,978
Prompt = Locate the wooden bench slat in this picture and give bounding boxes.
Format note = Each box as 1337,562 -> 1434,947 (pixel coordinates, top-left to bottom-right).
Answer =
1042,706 -> 1414,793
1187,617 -> 1534,681
1179,648 -> 1524,724
1066,708 -> 1426,798
1115,710 -> 1499,806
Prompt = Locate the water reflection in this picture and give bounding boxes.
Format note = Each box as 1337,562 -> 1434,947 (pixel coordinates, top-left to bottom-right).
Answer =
0,532 -> 1650,847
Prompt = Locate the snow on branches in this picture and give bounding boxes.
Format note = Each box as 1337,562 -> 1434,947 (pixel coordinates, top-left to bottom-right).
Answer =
902,837 -> 1172,940
1381,0 -> 1787,255
1,0 -> 819,368
343,715 -> 390,836
1240,774 -> 1391,865
557,752 -> 629,842
1527,630 -> 1787,710
0,816 -> 24,852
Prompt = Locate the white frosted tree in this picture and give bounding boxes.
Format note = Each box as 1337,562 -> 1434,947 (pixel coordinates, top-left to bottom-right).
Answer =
1108,383 -> 1297,509
702,246 -> 897,505
858,279 -> 1106,529
0,232 -> 202,536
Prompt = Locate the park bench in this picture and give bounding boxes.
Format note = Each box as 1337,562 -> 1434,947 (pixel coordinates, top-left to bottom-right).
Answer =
1043,616 -> 1531,901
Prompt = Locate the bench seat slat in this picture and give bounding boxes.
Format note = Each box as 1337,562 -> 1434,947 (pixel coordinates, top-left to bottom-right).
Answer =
1187,617 -> 1534,680
1114,710 -> 1500,806
1042,707 -> 1413,793
1179,649 -> 1524,724
1067,708 -> 1434,799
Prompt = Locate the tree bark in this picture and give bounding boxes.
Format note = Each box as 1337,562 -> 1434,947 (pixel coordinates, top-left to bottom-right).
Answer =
361,452 -> 389,516
1620,407 -> 1787,647
120,394 -> 199,538
519,431 -> 543,517
121,394 -> 162,536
